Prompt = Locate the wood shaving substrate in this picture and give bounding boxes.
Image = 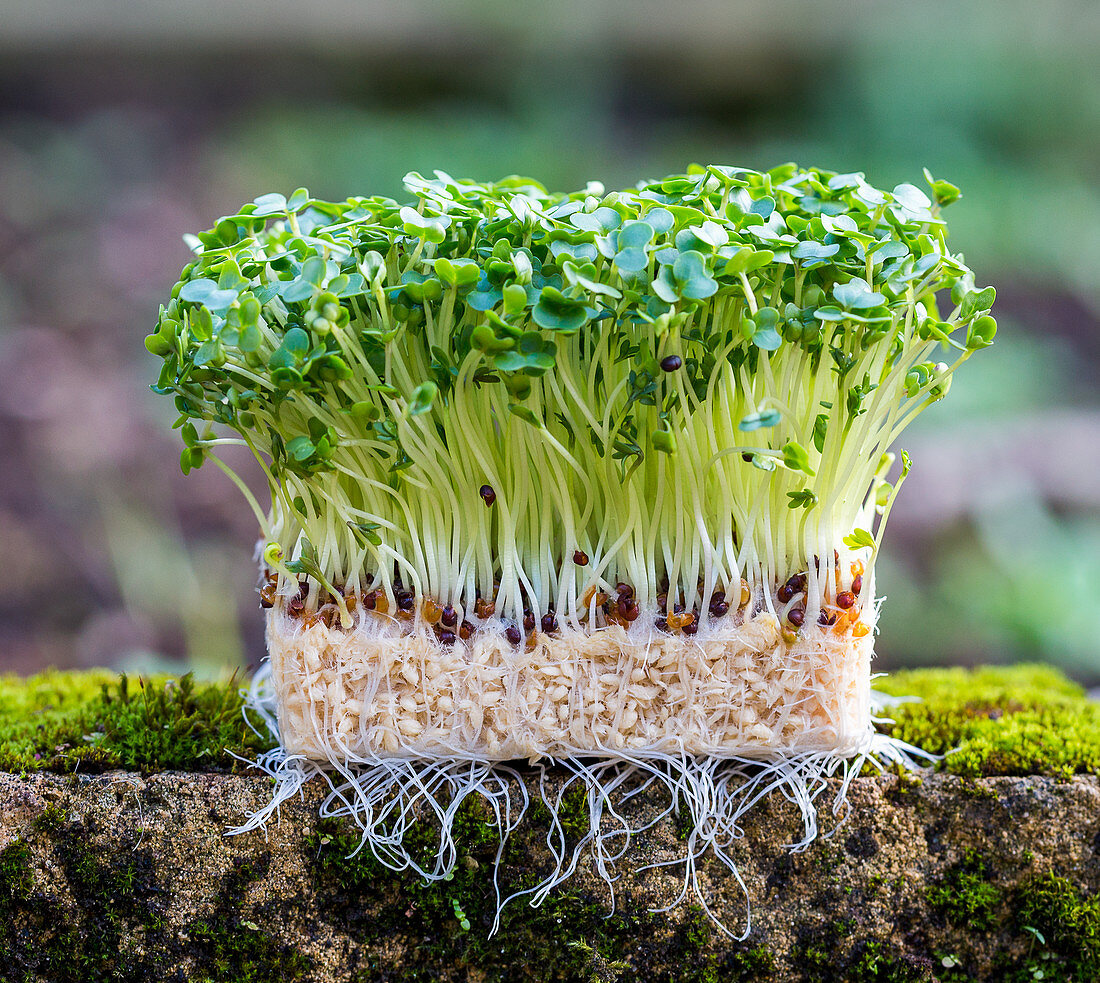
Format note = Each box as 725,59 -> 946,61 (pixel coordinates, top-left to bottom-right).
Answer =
265,598 -> 875,762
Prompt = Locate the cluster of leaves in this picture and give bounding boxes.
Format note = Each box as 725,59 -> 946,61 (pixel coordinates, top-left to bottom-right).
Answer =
876,664 -> 1100,778
0,669 -> 273,772
147,165 -> 997,614
149,163 -> 994,488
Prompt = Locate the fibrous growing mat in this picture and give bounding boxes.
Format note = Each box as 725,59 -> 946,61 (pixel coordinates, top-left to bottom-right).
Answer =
267,594 -> 874,762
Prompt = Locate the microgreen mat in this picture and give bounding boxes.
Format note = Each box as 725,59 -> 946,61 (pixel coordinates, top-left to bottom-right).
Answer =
148,164 -> 995,625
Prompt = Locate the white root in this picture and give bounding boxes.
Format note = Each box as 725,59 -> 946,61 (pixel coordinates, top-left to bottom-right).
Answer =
229,581 -> 933,938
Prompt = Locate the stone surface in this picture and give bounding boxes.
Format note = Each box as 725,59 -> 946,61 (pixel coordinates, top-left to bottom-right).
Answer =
2,768 -> 1099,982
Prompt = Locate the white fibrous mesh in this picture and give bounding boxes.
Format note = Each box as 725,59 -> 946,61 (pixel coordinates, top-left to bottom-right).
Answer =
266,602 -> 873,762
232,575 -> 935,938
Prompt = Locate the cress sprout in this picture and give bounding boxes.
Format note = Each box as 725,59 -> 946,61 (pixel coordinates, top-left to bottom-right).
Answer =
149,164 -> 994,636
177,165 -> 997,936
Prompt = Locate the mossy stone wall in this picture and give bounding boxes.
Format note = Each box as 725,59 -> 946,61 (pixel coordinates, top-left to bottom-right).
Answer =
1,665 -> 1098,982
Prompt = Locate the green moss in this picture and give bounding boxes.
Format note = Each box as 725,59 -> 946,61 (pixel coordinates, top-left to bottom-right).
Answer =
794,922 -> 932,983
926,850 -> 1004,930
1,663 -> 1095,779
188,859 -> 310,983
876,664 -> 1100,778
33,803 -> 69,833
0,670 -> 274,773
922,855 -> 1099,982
308,805 -> 775,982
0,827 -> 308,983
1009,873 -> 1100,982
845,940 -> 932,982
0,841 -> 34,903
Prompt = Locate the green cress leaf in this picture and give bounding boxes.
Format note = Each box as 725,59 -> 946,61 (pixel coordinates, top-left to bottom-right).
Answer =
891,183 -> 933,215
786,489 -> 818,509
571,206 -> 622,233
672,250 -> 718,300
833,278 -> 885,310
791,241 -> 840,262
472,324 -> 516,353
967,315 -> 997,350
144,332 -> 172,356
348,520 -> 383,546
508,403 -> 542,427
960,286 -> 996,319
752,307 -> 782,350
843,528 -> 876,550
643,207 -> 675,233
652,429 -> 677,454
532,286 -> 588,332
723,247 -> 774,276
300,256 -> 327,286
252,192 -> 288,216
922,168 -> 961,207
781,441 -> 815,476
618,220 -> 655,250
407,381 -> 438,416
739,409 -> 782,431
179,279 -> 239,313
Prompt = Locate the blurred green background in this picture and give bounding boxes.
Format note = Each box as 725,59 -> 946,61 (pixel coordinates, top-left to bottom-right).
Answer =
0,0 -> 1097,682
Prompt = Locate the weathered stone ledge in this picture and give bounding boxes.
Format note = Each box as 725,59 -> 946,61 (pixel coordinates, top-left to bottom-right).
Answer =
2,769 -> 1098,982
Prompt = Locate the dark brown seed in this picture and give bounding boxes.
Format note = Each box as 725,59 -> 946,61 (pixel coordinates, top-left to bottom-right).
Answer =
777,584 -> 795,603
655,616 -> 669,631
621,600 -> 640,622
541,612 -> 558,633
505,625 -> 522,645
788,573 -> 807,590
475,598 -> 496,619
710,589 -> 726,605
682,620 -> 699,635
836,591 -> 856,609
616,582 -> 634,598
397,592 -> 414,611
479,484 -> 496,506
573,549 -> 589,566
459,620 -> 475,640
439,630 -> 456,646
523,612 -> 535,632
259,582 -> 277,609
851,574 -> 863,596
288,595 -> 305,616
441,604 -> 457,627
742,453 -> 753,463
363,591 -> 377,611
818,610 -> 838,626
787,607 -> 805,627
710,600 -> 730,617
656,592 -> 668,612
673,602 -> 684,614
660,354 -> 682,372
